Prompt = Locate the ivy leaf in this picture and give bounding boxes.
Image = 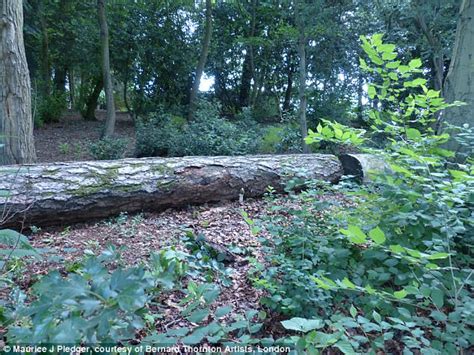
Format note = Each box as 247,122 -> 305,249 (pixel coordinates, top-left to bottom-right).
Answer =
427,252 -> 449,260
335,340 -> 355,354
341,277 -> 356,289
409,58 -> 422,68
215,305 -> 233,318
394,289 -> 408,299
340,225 -> 367,244
181,327 -> 209,345
431,289 -> 444,308
368,227 -> 386,244
187,309 -> 209,323
372,311 -> 382,323
368,85 -> 376,99
350,305 -> 357,318
406,128 -> 422,140
281,317 -> 324,332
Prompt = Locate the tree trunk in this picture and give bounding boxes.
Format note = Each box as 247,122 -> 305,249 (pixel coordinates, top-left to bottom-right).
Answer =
441,0 -> 474,151
0,0 -> 37,165
82,76 -> 103,121
0,154 -> 343,228
98,0 -> 116,137
283,59 -> 294,112
39,2 -> 50,98
54,65 -> 67,95
239,51 -> 252,108
296,2 -> 310,154
68,68 -> 75,109
414,13 -> 444,92
188,0 -> 212,120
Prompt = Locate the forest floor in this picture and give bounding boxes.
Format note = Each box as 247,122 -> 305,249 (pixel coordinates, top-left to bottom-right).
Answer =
22,199 -> 266,317
10,192 -> 348,344
34,110 -> 136,163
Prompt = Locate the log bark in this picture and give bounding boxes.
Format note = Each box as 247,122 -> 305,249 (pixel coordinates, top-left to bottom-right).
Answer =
339,154 -> 388,183
0,154 -> 342,228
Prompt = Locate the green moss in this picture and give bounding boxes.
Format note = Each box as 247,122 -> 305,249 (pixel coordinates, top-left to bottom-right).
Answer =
86,167 -> 119,187
151,163 -> 174,175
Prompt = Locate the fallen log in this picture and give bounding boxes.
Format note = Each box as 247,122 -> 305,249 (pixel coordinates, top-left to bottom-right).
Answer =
0,154 -> 343,228
338,154 -> 388,183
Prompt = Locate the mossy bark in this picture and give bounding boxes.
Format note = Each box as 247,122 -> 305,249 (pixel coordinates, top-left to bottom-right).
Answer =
0,154 -> 343,228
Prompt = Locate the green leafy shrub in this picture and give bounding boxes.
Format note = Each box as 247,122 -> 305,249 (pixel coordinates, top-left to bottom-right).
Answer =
135,111 -> 184,157
35,91 -> 67,124
136,101 -> 261,157
251,34 -> 474,353
89,137 -> 129,160
6,250 -> 153,344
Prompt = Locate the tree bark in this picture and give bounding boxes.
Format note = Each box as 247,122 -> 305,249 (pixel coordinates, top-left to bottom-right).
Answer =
68,68 -> 75,109
188,0 -> 213,120
283,57 -> 295,112
98,0 -> 116,137
414,13 -> 444,92
38,2 -> 50,98
0,154 -> 343,227
82,76 -> 103,121
441,0 -> 474,151
239,51 -> 252,108
296,1 -> 309,154
0,0 -> 37,165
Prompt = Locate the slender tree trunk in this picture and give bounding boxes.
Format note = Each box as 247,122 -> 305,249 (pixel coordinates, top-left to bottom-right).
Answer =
283,58 -> 294,112
188,0 -> 213,120
356,72 -> 364,125
82,76 -> 103,121
441,0 -> 474,149
414,13 -> 444,91
296,1 -> 309,154
54,65 -> 67,94
239,51 -> 252,108
39,3 -> 50,98
0,0 -> 37,165
247,0 -> 258,108
98,0 -> 116,137
68,68 -> 75,109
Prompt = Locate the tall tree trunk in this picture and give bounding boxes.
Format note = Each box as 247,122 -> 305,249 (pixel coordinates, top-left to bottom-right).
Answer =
239,51 -> 252,108
356,71 -> 364,126
414,13 -> 444,91
442,0 -> 474,150
82,76 -> 103,121
188,0 -> 213,120
54,65 -> 67,94
283,57 -> 294,112
68,68 -> 75,109
296,1 -> 309,154
39,3 -> 50,98
248,0 -> 258,107
0,0 -> 37,165
98,0 -> 116,137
